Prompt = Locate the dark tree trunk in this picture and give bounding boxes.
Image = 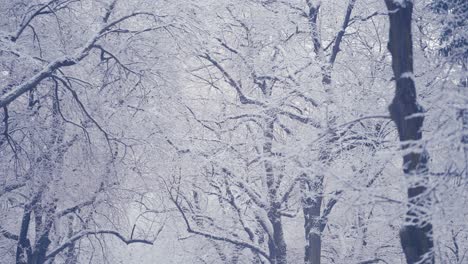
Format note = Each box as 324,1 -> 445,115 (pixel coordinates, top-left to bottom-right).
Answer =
263,120 -> 288,264
16,209 -> 32,264
383,1 -> 434,263
30,233 -> 51,264
268,212 -> 287,264
303,2 -> 355,262
30,212 -> 54,264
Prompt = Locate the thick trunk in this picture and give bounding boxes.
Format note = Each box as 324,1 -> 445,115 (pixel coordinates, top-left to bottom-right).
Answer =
304,231 -> 321,264
30,212 -> 54,264
30,233 -> 51,264
384,1 -> 434,263
267,212 -> 288,264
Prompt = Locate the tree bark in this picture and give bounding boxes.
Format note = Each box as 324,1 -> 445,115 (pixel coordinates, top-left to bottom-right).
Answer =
30,205 -> 55,264
383,1 -> 434,263
263,120 -> 288,264
16,208 -> 32,264
267,212 -> 288,264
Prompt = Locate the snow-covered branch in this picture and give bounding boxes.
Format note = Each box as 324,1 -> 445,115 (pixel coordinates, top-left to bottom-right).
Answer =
45,229 -> 153,260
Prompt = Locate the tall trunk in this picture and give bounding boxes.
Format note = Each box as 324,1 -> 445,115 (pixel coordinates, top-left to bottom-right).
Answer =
383,1 -> 434,263
460,64 -> 468,180
16,208 -> 32,264
303,177 -> 323,264
303,3 -> 326,261
263,120 -> 287,264
303,1 -> 355,263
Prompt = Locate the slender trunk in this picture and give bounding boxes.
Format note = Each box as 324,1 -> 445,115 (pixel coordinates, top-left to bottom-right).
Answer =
263,120 -> 287,264
16,190 -> 44,264
460,65 -> 468,180
303,2 -> 355,262
303,178 -> 323,264
64,216 -> 77,264
16,208 -> 32,264
462,106 -> 468,179
384,1 -> 434,263
303,3 -> 325,260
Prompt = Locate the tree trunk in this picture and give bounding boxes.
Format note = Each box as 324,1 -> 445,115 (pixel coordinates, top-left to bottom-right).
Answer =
263,120 -> 287,264
30,233 -> 51,264
268,212 -> 288,264
460,65 -> 468,180
30,208 -> 54,264
16,208 -> 32,264
303,2 -> 355,262
383,1 -> 434,263
303,183 -> 322,264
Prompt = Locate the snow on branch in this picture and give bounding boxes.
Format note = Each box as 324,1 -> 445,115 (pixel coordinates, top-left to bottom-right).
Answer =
45,229 -> 153,260
0,7 -> 161,108
171,194 -> 270,260
0,182 -> 26,197
199,54 -> 265,106
10,0 -> 76,42
392,0 -> 412,8
0,225 -> 19,240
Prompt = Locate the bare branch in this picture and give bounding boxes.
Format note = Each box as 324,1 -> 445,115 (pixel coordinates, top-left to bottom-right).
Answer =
56,183 -> 105,218
92,44 -> 140,75
11,0 -> 59,41
171,194 -> 270,260
52,75 -> 111,143
1,8 -> 160,108
46,229 -> 152,260
0,226 -> 19,240
222,167 -> 268,209
320,190 -> 343,232
277,110 -> 321,128
199,54 -> 265,106
329,0 -> 357,65
0,182 -> 26,197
